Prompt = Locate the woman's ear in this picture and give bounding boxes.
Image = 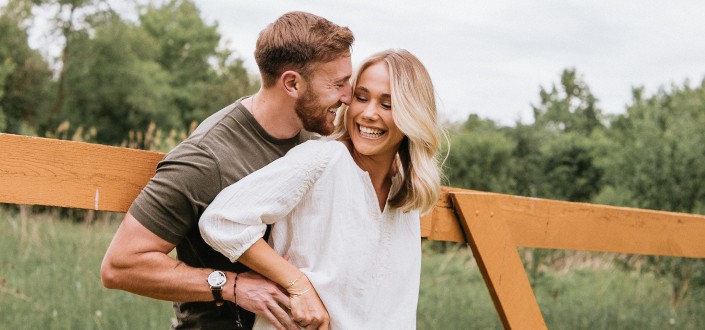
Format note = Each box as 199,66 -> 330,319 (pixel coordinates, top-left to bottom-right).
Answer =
281,70 -> 303,98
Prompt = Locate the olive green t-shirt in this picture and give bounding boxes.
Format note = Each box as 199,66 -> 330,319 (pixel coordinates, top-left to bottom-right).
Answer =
129,98 -> 314,329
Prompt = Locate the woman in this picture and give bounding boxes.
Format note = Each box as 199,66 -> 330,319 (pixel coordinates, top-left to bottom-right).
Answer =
200,49 -> 442,329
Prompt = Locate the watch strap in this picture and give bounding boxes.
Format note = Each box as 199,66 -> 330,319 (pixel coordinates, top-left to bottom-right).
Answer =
212,286 -> 225,306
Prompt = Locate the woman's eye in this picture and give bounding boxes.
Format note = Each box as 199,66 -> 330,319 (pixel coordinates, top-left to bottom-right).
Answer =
381,103 -> 392,110
355,96 -> 368,102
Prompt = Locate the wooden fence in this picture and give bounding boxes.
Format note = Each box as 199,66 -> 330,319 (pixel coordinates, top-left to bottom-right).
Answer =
2,133 -> 705,329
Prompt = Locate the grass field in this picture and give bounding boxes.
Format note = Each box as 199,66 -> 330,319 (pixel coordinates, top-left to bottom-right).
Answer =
2,208 -> 704,329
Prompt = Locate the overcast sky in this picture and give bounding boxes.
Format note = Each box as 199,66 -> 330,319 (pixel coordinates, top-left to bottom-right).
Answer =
17,0 -> 705,126
189,1 -> 705,125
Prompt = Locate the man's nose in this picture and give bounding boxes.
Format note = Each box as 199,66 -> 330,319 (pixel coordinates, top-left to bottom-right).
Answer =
340,83 -> 352,105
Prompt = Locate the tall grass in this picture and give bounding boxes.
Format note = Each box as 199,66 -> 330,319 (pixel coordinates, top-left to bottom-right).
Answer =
419,243 -> 705,329
2,209 -> 704,329
418,243 -> 502,329
0,208 -> 172,329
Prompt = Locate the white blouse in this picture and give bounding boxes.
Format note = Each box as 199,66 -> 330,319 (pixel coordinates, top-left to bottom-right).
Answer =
199,140 -> 420,329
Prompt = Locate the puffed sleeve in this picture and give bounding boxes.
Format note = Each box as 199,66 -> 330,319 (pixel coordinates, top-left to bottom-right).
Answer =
199,140 -> 344,262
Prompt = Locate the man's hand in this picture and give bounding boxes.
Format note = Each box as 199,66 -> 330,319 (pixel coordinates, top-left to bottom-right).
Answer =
236,271 -> 299,330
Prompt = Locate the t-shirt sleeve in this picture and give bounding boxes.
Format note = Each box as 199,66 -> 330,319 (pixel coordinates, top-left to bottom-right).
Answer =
199,140 -> 343,262
129,142 -> 222,245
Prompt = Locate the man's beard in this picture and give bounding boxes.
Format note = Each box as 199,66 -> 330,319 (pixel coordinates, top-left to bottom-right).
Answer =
294,89 -> 337,136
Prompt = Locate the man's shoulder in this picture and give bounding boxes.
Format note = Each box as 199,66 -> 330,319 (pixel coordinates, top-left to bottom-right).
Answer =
185,102 -> 243,148
165,100 -> 256,160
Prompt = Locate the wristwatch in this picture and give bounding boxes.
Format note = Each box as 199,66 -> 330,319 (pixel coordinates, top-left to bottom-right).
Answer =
207,270 -> 227,306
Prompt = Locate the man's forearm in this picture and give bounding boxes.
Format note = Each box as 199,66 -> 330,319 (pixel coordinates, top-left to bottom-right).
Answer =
101,250 -> 235,302
100,212 -> 235,303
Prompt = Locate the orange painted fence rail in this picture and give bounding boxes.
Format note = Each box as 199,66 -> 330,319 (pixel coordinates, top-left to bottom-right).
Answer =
3,133 -> 705,329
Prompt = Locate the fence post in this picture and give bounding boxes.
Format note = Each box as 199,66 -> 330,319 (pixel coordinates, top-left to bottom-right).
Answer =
452,192 -> 547,329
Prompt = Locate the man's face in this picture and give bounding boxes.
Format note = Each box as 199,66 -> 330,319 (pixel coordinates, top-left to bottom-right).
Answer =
295,54 -> 353,135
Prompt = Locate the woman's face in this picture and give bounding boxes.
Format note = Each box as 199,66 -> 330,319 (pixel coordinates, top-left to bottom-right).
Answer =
346,61 -> 405,160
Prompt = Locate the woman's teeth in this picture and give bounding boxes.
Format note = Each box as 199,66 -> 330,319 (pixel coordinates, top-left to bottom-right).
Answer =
359,125 -> 384,137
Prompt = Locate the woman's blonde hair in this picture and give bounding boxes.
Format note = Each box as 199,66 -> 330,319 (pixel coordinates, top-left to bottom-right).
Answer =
330,49 -> 442,214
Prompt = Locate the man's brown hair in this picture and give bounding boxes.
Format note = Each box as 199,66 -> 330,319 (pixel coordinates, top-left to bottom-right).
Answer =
255,11 -> 354,87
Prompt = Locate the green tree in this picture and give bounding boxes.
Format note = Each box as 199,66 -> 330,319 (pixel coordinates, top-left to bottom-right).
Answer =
609,82 -> 705,213
56,10 -> 175,144
505,123 -> 544,197
0,0 -> 52,134
444,114 -> 515,193
538,133 -> 604,202
605,79 -> 705,311
528,69 -> 606,201
138,0 -> 257,128
0,58 -> 13,131
29,0 -> 257,145
533,68 -> 603,135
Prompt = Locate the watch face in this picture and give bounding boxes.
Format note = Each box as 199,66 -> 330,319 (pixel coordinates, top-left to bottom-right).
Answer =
208,271 -> 227,287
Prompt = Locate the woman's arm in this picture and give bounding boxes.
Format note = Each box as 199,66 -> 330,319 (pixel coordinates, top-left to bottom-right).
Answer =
199,140 -> 341,262
239,239 -> 329,329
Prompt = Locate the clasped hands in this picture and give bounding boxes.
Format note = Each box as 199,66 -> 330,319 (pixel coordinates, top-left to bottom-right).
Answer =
235,271 -> 329,330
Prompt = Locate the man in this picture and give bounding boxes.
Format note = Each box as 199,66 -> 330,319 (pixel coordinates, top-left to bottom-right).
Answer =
101,11 -> 354,329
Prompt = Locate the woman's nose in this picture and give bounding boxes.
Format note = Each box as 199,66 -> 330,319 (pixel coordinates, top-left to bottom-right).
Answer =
361,103 -> 378,120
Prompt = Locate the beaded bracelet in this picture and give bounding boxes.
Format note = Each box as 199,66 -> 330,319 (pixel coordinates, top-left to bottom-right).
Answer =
233,273 -> 243,328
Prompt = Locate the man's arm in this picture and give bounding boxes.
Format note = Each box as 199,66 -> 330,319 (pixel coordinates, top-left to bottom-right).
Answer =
100,212 -> 298,329
101,212 -> 212,301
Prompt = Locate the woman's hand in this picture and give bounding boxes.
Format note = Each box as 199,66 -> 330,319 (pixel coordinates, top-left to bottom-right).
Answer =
234,240 -> 329,329
287,274 -> 329,329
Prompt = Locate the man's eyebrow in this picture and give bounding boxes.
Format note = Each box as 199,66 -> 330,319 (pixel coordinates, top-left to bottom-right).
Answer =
335,73 -> 351,81
329,76 -> 347,85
